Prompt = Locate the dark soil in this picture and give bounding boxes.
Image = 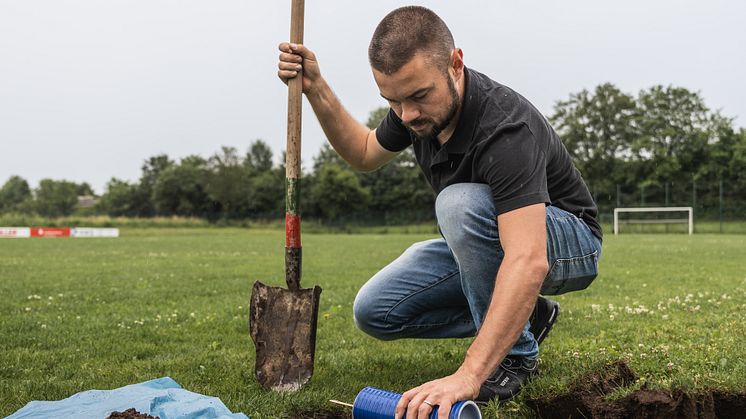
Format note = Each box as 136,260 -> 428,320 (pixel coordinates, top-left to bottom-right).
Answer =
295,413 -> 349,419
527,360 -> 746,419
288,407 -> 349,419
106,408 -> 160,419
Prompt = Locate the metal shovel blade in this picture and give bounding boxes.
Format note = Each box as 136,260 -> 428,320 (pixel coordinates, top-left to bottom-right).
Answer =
249,280 -> 322,391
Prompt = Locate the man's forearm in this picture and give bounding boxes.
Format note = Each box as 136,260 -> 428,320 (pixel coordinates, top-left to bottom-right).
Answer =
305,78 -> 374,171
458,256 -> 547,383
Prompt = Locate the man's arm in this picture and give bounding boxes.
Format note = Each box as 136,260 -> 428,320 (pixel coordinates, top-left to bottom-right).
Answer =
277,42 -> 398,171
395,203 -> 548,419
458,203 -> 549,383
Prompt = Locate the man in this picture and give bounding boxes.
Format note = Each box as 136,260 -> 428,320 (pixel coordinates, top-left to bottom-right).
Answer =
278,6 -> 602,419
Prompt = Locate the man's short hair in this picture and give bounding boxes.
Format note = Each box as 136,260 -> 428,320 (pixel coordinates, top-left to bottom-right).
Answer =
368,6 -> 454,75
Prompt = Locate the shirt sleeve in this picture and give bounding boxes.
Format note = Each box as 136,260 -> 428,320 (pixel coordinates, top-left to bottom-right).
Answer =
475,122 -> 550,215
376,108 -> 412,152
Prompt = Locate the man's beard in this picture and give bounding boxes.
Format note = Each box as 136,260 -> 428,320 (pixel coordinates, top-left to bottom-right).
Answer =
405,76 -> 460,142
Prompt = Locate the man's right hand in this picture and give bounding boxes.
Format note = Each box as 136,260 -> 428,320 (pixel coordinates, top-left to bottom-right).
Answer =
277,42 -> 321,95
275,41 -> 398,172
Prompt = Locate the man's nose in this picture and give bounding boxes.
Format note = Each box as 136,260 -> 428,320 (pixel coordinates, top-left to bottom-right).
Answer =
400,104 -> 421,124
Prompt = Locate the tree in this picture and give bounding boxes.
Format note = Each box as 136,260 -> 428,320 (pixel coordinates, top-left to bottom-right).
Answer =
34,179 -> 79,217
312,143 -> 349,172
697,117 -> 737,179
0,176 -> 32,213
152,156 -> 211,216
730,128 -> 746,181
355,146 -> 435,223
75,182 -> 95,196
549,83 -> 638,192
248,168 -> 284,217
97,178 -> 138,217
311,165 -> 370,222
633,86 -> 714,183
732,129 -> 746,191
245,139 -> 274,173
133,154 -> 173,216
205,147 -> 252,218
366,106 -> 390,129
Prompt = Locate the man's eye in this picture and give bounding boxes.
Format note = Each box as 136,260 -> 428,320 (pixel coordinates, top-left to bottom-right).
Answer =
412,94 -> 427,101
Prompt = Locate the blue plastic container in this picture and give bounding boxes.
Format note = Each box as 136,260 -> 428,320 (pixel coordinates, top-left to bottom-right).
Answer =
352,386 -> 481,419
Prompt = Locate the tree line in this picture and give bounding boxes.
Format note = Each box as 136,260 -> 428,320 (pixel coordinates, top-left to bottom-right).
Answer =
0,107 -> 435,224
1,83 -> 745,224
551,84 -> 746,218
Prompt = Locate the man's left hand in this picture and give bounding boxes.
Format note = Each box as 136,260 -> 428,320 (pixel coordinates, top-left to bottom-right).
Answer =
394,371 -> 480,419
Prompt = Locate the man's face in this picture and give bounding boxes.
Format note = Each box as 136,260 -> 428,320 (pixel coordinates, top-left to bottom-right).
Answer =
373,52 -> 461,141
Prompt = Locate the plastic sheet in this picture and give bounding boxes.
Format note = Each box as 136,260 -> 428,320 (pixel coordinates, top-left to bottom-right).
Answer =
6,377 -> 248,419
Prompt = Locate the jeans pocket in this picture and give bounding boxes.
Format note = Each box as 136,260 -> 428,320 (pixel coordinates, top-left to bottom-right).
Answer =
541,250 -> 599,295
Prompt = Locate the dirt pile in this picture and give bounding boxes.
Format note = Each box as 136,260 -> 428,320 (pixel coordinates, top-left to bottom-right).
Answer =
106,408 -> 160,419
527,360 -> 746,419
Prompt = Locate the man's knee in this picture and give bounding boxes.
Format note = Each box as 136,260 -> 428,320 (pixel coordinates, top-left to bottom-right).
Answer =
435,183 -> 496,244
352,289 -> 398,341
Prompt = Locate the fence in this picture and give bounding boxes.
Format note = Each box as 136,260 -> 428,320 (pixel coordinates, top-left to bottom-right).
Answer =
592,178 -> 746,234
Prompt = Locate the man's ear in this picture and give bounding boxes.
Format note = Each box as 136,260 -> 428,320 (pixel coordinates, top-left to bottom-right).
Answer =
450,48 -> 464,78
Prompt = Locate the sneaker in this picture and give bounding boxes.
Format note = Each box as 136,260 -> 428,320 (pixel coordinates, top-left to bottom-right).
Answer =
528,296 -> 560,345
475,355 -> 538,404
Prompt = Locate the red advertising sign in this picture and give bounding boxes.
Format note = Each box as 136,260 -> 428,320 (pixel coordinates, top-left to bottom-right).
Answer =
30,227 -> 71,237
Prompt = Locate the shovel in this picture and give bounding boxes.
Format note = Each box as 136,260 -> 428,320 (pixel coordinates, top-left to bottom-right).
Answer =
249,0 -> 322,392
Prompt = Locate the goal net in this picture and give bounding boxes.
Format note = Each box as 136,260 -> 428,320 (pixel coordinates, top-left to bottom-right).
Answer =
613,207 -> 693,235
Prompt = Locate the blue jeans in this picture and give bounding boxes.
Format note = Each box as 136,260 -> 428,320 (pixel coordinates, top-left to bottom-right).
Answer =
353,183 -> 602,358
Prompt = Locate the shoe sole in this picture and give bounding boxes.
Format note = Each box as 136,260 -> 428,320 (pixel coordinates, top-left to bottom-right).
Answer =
533,298 -> 560,345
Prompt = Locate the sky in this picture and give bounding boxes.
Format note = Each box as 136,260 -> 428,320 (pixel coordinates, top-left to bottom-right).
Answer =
1,0 -> 745,194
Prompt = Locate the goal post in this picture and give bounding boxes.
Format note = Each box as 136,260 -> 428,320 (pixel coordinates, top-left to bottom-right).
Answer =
613,207 -> 693,235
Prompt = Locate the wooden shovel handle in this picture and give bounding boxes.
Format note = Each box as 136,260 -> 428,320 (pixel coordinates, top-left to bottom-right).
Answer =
285,0 -> 304,290
286,0 -> 304,179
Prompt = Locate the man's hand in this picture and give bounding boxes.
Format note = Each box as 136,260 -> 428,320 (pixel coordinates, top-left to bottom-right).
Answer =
277,42 -> 321,94
394,370 -> 480,419
274,41 -> 397,171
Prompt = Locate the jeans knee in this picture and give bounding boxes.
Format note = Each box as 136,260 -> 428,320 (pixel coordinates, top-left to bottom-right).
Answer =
435,183 -> 496,245
353,291 -> 395,341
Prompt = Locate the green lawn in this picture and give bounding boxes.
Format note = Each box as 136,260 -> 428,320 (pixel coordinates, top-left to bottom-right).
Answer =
1,229 -> 745,418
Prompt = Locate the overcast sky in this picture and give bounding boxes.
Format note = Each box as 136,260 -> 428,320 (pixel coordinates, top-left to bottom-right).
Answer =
1,0 -> 744,193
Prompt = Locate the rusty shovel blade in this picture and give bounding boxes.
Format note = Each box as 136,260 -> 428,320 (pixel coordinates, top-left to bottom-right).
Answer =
249,280 -> 322,391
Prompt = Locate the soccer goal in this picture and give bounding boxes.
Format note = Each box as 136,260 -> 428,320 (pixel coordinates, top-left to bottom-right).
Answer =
613,207 -> 693,235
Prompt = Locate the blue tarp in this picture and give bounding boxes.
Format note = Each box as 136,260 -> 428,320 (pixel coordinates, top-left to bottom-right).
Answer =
6,377 -> 249,419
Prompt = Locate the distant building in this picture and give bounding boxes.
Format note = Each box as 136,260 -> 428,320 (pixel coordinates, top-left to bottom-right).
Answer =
77,195 -> 98,208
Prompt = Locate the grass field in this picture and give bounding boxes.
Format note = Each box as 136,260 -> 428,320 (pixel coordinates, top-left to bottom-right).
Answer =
1,228 -> 745,418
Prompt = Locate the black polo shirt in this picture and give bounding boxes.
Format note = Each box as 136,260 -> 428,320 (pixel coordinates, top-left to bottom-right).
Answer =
376,67 -> 602,240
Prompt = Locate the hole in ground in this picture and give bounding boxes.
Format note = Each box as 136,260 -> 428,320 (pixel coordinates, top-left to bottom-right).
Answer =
527,360 -> 746,419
